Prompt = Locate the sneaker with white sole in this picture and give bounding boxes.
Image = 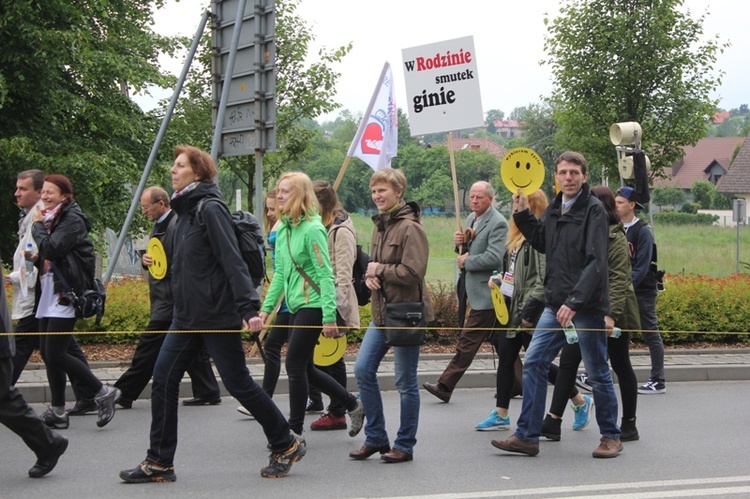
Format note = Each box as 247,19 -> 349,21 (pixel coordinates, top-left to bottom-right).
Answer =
475,410 -> 510,431
260,432 -> 306,478
572,394 -> 593,431
41,407 -> 69,430
638,379 -> 666,394
575,372 -> 592,392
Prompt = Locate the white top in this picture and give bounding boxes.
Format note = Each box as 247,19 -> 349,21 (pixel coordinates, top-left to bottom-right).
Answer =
35,272 -> 76,319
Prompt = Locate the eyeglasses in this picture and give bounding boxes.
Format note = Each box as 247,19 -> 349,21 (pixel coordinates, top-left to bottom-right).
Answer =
140,204 -> 153,211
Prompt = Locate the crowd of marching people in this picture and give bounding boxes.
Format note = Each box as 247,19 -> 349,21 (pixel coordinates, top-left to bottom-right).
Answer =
1,146 -> 665,480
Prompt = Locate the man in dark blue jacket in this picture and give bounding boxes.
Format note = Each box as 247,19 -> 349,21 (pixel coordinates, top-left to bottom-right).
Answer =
492,151 -> 622,459
1,266 -> 68,478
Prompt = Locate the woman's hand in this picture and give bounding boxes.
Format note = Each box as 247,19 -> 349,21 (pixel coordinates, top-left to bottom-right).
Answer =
365,276 -> 381,290
322,322 -> 340,338
32,206 -> 43,224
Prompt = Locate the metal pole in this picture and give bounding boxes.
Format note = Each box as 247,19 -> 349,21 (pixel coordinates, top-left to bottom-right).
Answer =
105,9 -> 210,283
253,0 -> 268,220
210,0 -> 247,162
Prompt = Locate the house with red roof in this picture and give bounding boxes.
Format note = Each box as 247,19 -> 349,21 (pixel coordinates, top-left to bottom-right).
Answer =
654,137 -> 746,191
717,136 -> 750,206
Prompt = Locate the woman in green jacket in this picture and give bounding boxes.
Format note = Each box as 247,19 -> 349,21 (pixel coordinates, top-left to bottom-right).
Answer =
252,172 -> 364,438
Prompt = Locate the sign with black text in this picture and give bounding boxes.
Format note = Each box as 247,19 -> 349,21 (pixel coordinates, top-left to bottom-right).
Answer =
402,36 -> 483,136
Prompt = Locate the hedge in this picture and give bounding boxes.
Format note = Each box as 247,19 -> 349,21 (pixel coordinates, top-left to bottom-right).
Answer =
5,274 -> 750,346
653,212 -> 718,225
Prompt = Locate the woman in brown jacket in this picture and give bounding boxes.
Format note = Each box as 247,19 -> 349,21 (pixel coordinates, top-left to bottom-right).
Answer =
350,168 -> 433,464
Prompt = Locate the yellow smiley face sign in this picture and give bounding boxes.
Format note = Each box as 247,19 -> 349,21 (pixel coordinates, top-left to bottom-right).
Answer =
147,238 -> 168,280
501,148 -> 545,195
313,333 -> 347,367
491,284 -> 509,325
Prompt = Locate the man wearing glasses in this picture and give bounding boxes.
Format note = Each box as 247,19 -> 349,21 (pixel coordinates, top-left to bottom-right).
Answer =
113,186 -> 221,409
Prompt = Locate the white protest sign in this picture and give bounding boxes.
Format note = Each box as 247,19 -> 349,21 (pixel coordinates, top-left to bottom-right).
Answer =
401,36 -> 484,136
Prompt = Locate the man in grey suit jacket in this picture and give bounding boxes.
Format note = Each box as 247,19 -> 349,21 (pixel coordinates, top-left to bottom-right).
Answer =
424,181 -> 508,402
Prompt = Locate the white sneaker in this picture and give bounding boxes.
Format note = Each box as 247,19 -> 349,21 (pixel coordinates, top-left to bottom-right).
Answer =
237,405 -> 256,419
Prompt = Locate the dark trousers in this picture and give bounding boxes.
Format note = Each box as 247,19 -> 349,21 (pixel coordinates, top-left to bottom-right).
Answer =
437,309 -> 497,392
12,315 -> 95,400
309,359 -> 348,416
261,312 -> 291,396
114,319 -> 220,403
493,331 -> 568,409
285,308 -> 355,435
1,357 -> 59,459
549,333 -> 638,421
148,330 -> 293,466
39,318 -> 103,407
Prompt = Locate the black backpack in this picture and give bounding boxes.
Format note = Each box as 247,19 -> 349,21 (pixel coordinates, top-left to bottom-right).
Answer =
630,219 -> 665,292
332,226 -> 371,306
196,198 -> 267,287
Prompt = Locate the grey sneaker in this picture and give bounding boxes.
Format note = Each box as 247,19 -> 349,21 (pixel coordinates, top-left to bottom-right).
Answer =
260,433 -> 306,478
95,385 -> 121,428
348,395 -> 365,437
41,407 -> 69,430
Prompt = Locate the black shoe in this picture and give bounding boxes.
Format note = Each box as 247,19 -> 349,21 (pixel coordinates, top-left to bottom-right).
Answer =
116,397 -> 133,409
29,436 -> 68,478
181,397 -> 222,406
540,414 -> 562,441
620,417 -> 640,442
95,385 -> 120,428
422,382 -> 451,403
260,434 -> 306,478
305,398 -> 324,413
119,460 -> 176,483
67,398 -> 97,416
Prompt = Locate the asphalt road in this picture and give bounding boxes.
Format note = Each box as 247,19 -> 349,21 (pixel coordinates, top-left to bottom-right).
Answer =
3,381 -> 750,498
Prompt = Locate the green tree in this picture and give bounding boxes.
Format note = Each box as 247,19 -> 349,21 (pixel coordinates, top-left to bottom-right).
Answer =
485,109 -> 505,124
691,180 -> 715,209
0,0 -> 178,261
543,0 -> 728,183
653,186 -> 686,209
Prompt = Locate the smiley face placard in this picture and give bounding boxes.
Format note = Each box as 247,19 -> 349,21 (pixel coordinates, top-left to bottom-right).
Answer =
147,237 -> 168,280
501,148 -> 545,195
313,334 -> 347,367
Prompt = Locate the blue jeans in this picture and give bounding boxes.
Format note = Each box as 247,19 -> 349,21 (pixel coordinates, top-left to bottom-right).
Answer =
515,308 -> 620,443
147,329 -> 292,466
353,322 -> 420,454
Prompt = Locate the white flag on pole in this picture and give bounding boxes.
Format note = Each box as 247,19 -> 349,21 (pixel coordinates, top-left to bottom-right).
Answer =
347,62 -> 398,171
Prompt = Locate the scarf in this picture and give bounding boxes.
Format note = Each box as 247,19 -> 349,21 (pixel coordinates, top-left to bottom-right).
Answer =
42,203 -> 63,232
171,181 -> 200,200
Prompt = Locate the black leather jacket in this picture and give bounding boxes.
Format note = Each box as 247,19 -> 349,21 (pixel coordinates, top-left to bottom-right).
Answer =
31,202 -> 95,296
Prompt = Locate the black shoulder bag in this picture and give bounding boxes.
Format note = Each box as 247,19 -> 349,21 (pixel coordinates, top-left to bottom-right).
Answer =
381,284 -> 426,347
50,262 -> 106,326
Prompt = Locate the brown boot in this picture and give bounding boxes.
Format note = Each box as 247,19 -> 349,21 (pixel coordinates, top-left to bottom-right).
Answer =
592,437 -> 623,458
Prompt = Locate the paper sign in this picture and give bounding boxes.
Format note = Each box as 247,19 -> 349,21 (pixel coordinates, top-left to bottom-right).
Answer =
402,36 -> 484,136
147,238 -> 168,280
314,334 -> 347,367
501,148 -> 545,195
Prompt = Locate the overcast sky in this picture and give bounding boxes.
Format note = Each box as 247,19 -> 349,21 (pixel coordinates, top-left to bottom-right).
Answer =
139,0 -> 749,122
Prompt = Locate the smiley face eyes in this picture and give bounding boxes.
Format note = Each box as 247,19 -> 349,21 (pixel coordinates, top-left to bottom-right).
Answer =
515,161 -> 532,170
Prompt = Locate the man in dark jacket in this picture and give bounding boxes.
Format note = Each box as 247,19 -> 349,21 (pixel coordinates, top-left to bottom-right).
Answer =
114,186 -> 221,408
492,151 -> 622,459
1,265 -> 68,478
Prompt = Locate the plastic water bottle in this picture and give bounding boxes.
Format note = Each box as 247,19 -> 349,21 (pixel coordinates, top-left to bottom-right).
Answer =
24,243 -> 34,275
564,322 -> 579,344
611,327 -> 622,339
491,270 -> 502,288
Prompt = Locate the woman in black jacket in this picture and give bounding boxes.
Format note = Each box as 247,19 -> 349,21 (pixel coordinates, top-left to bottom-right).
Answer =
30,174 -> 119,430
119,145 -> 304,483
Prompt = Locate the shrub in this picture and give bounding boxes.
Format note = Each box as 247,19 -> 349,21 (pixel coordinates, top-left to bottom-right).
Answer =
425,280 -> 461,344
75,276 -> 148,344
651,273 -> 750,345
680,202 -> 700,214
653,212 -> 718,225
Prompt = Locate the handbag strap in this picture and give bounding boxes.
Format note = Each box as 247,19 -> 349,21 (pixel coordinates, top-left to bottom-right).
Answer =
284,225 -> 321,295
49,261 -> 74,293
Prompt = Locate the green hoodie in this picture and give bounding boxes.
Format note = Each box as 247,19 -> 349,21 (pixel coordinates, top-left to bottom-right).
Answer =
261,214 -> 338,323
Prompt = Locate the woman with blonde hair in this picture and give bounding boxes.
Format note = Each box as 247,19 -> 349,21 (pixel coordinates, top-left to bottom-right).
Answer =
475,189 -> 587,435
250,172 -> 364,439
